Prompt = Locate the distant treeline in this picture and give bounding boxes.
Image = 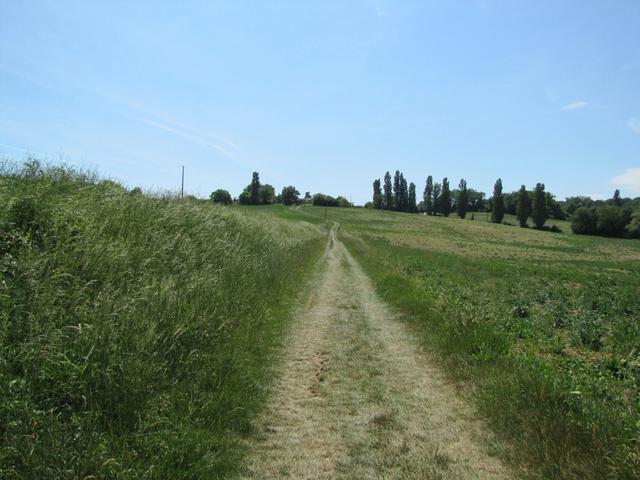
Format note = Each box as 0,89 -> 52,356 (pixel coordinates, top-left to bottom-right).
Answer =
369,171 -> 640,239
211,171 -> 352,208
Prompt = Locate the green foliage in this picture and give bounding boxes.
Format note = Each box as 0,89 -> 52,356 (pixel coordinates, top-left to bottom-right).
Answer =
627,209 -> 640,237
383,171 -> 393,210
408,182 -> 417,213
516,185 -> 531,227
372,179 -> 383,209
572,205 -> 635,238
0,164 -> 324,478
439,177 -> 451,217
280,185 -> 300,205
532,182 -> 548,228
456,178 -> 468,219
249,171 -> 261,205
423,175 -> 434,215
210,188 -> 232,204
571,207 -> 597,235
258,184 -> 275,205
312,193 -> 351,207
491,178 -> 505,224
238,190 -> 251,205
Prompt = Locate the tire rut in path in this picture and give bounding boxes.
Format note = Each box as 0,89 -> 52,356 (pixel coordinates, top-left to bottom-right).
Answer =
241,226 -> 514,479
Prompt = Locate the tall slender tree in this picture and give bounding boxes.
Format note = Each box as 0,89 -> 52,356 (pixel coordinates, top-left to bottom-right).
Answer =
250,171 -> 261,205
516,185 -> 531,227
393,170 -> 401,210
423,175 -> 434,215
491,178 -> 505,223
408,182 -> 417,212
440,177 -> 451,217
613,189 -> 622,207
399,173 -> 409,211
433,182 -> 442,214
456,178 -> 468,219
383,171 -> 393,210
532,183 -> 548,228
372,179 -> 383,209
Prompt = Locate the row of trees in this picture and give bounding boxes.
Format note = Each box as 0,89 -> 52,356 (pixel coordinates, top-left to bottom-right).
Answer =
211,172 -> 352,208
371,173 -> 557,228
372,171 -> 417,212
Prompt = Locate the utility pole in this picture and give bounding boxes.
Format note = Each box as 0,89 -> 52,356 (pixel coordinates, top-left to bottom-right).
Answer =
181,166 -> 184,198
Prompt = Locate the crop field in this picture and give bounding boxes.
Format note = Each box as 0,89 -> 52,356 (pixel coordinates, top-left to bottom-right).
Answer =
299,205 -> 640,479
0,165 -> 327,479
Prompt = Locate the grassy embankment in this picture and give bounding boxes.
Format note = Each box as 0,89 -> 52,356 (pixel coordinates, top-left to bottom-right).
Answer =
0,163 -> 326,479
302,206 -> 640,480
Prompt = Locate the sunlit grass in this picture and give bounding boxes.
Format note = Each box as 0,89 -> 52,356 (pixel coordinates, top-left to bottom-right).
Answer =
0,164 -> 326,479
302,206 -> 640,479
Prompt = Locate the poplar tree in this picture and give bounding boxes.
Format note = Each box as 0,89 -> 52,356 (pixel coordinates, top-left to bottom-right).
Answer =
433,182 -> 442,214
408,182 -> 417,212
383,171 -> 393,210
516,185 -> 531,227
399,173 -> 408,211
456,178 -> 468,219
440,177 -> 451,217
424,175 -> 434,215
372,179 -> 383,209
613,189 -> 622,207
250,171 -> 261,205
532,183 -> 548,228
491,178 -> 505,223
393,170 -> 401,210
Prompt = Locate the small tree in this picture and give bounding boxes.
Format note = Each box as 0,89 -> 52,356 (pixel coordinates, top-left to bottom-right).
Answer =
440,178 -> 451,217
372,179 -> 383,209
456,179 -> 468,219
626,209 -> 640,237
210,189 -> 232,204
383,171 -> 393,210
249,172 -> 261,205
491,178 -> 505,224
259,184 -> 275,204
281,186 -> 300,205
531,183 -> 548,228
571,207 -> 597,235
423,175 -> 434,215
238,190 -> 251,205
515,185 -> 531,227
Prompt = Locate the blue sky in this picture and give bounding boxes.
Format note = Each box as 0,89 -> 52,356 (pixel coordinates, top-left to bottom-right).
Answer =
1,0 -> 639,204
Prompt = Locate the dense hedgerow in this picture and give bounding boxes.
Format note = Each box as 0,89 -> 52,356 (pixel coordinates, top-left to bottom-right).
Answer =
0,161 -> 325,479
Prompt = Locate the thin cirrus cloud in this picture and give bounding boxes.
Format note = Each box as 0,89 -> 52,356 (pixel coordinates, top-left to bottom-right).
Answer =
611,167 -> 640,194
628,117 -> 640,134
561,101 -> 589,110
0,63 -> 243,165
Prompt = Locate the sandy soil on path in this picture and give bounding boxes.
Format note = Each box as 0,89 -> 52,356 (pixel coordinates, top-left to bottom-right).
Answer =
240,225 -> 514,479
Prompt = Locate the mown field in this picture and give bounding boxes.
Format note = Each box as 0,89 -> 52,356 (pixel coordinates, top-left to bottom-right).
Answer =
297,205 -> 640,479
0,164 -> 327,479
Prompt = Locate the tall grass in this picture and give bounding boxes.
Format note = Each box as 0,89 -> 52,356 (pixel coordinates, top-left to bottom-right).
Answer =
0,161 -> 325,478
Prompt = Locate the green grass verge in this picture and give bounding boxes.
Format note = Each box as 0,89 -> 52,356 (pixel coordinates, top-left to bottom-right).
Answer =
0,165 -> 326,479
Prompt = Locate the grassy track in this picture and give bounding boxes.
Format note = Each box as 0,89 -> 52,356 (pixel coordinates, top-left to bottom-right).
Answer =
0,166 -> 326,479
297,206 -> 640,479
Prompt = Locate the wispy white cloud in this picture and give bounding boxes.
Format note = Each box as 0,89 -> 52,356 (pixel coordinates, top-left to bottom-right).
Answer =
611,168 -> 640,194
0,62 -> 244,164
561,101 -> 589,110
628,117 -> 640,135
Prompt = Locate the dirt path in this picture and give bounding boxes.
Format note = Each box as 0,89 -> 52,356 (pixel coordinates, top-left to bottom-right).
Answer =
241,225 -> 514,479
